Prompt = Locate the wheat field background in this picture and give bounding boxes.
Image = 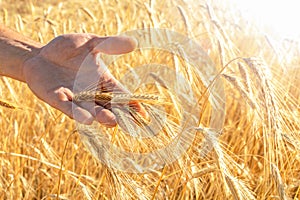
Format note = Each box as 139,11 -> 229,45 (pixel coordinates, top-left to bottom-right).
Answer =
0,0 -> 300,199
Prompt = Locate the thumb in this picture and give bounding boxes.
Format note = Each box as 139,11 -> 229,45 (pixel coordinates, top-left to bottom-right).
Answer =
89,35 -> 137,55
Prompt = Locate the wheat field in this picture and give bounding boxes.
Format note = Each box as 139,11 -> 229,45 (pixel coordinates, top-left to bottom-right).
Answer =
1,0 -> 300,199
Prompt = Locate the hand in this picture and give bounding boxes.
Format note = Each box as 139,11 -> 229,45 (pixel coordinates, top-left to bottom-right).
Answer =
22,33 -> 137,127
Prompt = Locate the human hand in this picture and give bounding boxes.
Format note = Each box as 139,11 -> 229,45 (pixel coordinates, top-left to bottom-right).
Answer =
22,33 -> 137,127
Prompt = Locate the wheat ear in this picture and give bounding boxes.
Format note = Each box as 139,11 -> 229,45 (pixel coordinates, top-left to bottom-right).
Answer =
0,100 -> 17,109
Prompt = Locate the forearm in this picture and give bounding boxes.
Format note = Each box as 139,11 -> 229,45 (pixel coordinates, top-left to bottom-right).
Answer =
0,25 -> 42,82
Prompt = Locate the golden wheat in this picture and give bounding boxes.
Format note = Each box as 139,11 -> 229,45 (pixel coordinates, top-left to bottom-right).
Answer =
1,0 -> 300,199
73,91 -> 159,105
73,90 -> 160,133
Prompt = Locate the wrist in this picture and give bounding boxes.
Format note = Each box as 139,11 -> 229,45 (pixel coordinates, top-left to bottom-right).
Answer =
0,25 -> 43,82
20,43 -> 43,82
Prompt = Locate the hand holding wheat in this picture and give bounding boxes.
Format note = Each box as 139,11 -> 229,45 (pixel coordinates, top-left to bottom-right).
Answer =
22,33 -> 137,126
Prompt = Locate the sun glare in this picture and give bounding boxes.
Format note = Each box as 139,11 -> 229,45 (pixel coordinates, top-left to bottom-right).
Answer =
233,0 -> 300,40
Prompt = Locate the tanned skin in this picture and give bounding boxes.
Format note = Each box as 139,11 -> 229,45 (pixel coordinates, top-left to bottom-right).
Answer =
0,25 -> 139,127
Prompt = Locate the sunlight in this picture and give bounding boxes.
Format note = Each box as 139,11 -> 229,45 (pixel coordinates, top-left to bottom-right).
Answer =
233,0 -> 300,40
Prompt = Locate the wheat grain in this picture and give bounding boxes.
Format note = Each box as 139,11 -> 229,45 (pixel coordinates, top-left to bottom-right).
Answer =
217,40 -> 225,67
225,176 -> 240,200
17,15 -> 24,31
2,8 -> 8,25
115,13 -> 122,33
149,72 -> 169,89
113,106 -> 140,137
238,62 -> 251,94
177,5 -> 191,36
80,7 -> 97,21
0,100 -> 16,109
222,73 -> 257,109
271,163 -> 287,200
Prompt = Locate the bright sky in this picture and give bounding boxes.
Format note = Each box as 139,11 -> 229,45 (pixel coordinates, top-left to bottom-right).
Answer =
232,0 -> 300,40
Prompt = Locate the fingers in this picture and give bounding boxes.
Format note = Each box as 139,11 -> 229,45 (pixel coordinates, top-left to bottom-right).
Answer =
95,107 -> 117,127
72,104 -> 94,125
88,35 -> 137,55
53,100 -> 94,125
57,100 -> 117,127
53,88 -> 94,124
77,101 -> 117,127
